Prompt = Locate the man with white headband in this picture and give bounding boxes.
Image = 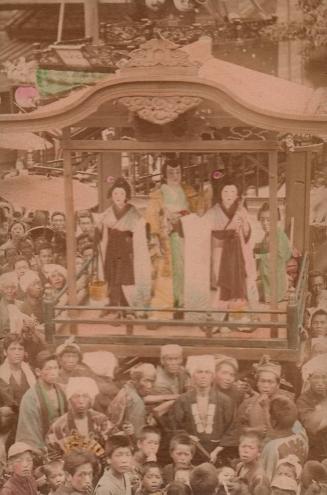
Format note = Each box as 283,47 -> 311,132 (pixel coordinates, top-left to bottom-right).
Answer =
170,355 -> 235,464
46,377 -> 115,455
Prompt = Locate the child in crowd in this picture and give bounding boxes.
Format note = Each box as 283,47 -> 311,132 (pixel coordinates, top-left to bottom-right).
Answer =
236,429 -> 270,495
189,463 -> 218,495
135,462 -> 163,495
217,466 -> 236,494
95,435 -> 133,495
134,426 -> 161,468
165,481 -> 192,495
1,442 -> 38,495
162,433 -> 195,485
174,467 -> 191,486
42,460 -> 66,495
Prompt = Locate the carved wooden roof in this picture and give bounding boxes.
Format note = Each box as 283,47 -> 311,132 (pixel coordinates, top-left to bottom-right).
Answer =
0,38 -> 327,135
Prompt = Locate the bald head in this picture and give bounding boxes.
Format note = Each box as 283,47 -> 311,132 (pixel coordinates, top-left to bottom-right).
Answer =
161,345 -> 183,376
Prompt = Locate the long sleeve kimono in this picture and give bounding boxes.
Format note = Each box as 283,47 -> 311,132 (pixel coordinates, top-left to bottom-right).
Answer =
101,203 -> 151,308
255,227 -> 291,302
170,388 -> 236,453
209,203 -> 257,304
15,382 -> 67,451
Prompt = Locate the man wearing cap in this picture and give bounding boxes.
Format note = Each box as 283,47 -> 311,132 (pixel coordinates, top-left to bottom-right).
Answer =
236,356 -> 290,436
153,344 -> 187,395
1,442 -> 37,495
16,351 -> 67,452
46,377 -> 115,454
297,370 -> 327,460
56,338 -> 91,388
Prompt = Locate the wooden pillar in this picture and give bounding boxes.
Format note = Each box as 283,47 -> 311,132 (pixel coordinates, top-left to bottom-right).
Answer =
268,151 -> 279,312
57,0 -> 65,42
285,150 -> 312,253
84,0 -> 99,43
62,128 -> 78,311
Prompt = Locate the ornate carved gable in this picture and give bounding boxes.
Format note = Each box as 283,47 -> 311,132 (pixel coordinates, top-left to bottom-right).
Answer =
118,96 -> 202,126
117,38 -> 200,76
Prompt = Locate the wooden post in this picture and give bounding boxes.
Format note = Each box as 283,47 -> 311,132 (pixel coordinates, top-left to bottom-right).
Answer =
57,0 -> 65,43
287,287 -> 299,349
268,151 -> 279,336
62,128 -> 78,333
84,0 -> 99,43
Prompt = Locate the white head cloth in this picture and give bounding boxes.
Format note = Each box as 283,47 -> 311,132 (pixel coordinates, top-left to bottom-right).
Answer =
43,264 -> 67,279
185,355 -> 215,376
0,271 -> 18,289
83,351 -> 118,379
66,377 -> 99,404
20,270 -> 40,293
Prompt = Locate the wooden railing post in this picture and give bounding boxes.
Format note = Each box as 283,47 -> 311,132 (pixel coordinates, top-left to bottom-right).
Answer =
287,287 -> 299,349
43,285 -> 56,344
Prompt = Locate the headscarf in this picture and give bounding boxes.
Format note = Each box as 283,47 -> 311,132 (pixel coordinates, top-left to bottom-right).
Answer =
83,351 -> 118,379
19,270 -> 41,293
66,377 -> 99,404
185,355 -> 215,376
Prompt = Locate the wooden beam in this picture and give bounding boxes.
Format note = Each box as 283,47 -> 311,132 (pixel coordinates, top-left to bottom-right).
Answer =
63,140 -> 279,153
62,128 -> 78,319
268,151 -> 279,332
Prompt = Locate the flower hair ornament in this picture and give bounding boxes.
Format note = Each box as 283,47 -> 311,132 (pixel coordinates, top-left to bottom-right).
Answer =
106,176 -> 116,184
211,170 -> 224,181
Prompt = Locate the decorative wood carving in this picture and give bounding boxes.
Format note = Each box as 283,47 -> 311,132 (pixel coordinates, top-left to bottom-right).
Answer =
118,95 -> 202,125
117,38 -> 199,72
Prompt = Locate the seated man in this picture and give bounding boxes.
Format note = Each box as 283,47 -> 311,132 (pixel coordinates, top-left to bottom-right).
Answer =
108,363 -> 157,436
16,351 -> 67,452
297,370 -> 327,461
46,377 -> 115,455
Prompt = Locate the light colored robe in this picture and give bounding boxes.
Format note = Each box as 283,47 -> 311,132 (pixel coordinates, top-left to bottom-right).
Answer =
100,204 -> 151,308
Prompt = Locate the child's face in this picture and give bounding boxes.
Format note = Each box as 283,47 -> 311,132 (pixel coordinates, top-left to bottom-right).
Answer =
275,464 -> 296,480
239,438 -> 260,464
11,452 -> 33,477
110,447 -> 133,474
47,465 -> 66,490
311,315 -> 327,337
171,444 -> 193,468
218,467 -> 236,487
142,467 -> 162,493
138,433 -> 160,457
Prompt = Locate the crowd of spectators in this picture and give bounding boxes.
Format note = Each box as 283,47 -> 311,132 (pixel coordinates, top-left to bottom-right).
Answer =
0,169 -> 327,494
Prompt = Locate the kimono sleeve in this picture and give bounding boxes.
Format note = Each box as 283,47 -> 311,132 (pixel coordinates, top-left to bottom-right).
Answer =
145,191 -> 162,237
15,389 -> 44,451
219,393 -> 238,447
169,394 -> 188,431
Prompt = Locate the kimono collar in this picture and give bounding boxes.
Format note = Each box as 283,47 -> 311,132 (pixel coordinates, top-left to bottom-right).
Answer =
219,199 -> 240,220
113,203 -> 131,221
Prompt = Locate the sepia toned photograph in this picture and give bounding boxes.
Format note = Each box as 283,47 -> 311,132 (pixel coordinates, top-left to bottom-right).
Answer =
0,0 -> 327,493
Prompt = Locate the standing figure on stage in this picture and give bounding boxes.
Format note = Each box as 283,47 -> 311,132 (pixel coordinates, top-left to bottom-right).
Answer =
210,177 -> 257,307
254,202 -> 291,303
145,157 -> 200,314
100,177 -> 151,309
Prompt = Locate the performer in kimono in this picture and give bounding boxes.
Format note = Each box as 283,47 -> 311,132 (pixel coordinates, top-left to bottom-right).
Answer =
255,202 -> 292,303
145,157 -> 200,313
170,355 -> 236,464
100,177 -> 151,309
209,176 -> 257,307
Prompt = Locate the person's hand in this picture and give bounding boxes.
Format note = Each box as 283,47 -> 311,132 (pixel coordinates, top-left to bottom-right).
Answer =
209,446 -> 224,464
145,453 -> 157,462
258,393 -> 270,409
122,422 -> 134,436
